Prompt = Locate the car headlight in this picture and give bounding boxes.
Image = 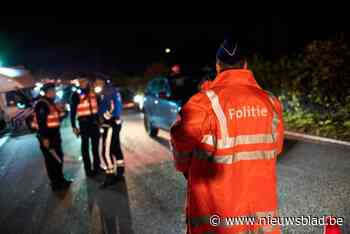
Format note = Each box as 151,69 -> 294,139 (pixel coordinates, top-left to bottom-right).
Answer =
94,86 -> 102,94
133,94 -> 144,103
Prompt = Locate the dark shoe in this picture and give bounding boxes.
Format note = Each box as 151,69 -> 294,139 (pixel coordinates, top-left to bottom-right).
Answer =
51,180 -> 71,191
99,175 -> 117,189
114,174 -> 124,181
51,182 -> 62,191
95,167 -> 105,175
86,170 -> 97,177
117,167 -> 125,176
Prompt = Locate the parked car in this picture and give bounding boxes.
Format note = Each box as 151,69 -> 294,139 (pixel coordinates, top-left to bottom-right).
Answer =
143,73 -> 206,137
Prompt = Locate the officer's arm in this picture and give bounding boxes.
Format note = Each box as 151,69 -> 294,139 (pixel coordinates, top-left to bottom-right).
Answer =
35,101 -> 49,138
114,91 -> 122,119
170,93 -> 208,175
70,92 -> 79,129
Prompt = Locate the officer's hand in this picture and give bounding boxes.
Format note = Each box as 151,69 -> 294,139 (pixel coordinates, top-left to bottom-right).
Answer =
42,138 -> 50,149
73,128 -> 80,137
110,100 -> 115,112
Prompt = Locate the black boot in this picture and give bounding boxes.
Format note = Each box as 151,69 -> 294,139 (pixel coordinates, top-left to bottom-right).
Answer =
116,166 -> 125,177
100,174 -> 117,189
51,178 -> 72,191
86,169 -> 97,178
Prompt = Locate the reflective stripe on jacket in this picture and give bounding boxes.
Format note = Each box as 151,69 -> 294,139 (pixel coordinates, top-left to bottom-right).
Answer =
77,92 -> 98,117
32,99 -> 61,129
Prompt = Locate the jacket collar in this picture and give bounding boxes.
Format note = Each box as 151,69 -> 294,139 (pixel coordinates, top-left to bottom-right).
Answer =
210,69 -> 260,89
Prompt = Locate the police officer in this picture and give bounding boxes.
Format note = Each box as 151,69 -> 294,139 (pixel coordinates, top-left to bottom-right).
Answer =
171,37 -> 284,234
70,76 -> 101,177
96,79 -> 125,188
33,83 -> 72,191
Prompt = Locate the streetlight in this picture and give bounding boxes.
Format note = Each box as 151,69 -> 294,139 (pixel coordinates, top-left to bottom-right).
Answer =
165,48 -> 171,54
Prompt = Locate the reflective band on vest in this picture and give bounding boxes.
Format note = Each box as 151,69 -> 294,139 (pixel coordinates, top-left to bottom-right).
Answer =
201,134 -> 275,149
32,100 -> 60,129
195,150 -> 276,164
77,93 -> 98,117
47,114 -> 60,128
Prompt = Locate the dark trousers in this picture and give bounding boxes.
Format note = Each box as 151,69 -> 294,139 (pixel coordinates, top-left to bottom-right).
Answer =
38,131 -> 64,184
79,121 -> 100,173
100,121 -> 124,175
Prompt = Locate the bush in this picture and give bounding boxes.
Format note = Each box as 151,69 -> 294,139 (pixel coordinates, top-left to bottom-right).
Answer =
250,36 -> 350,141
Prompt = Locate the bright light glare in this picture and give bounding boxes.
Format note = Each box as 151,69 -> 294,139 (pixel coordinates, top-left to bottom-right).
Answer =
17,102 -> 26,109
165,48 -> 171,53
134,94 -> 144,110
35,82 -> 43,88
71,79 -> 80,87
0,68 -> 23,78
33,86 -> 41,92
133,94 -> 144,103
56,90 -> 64,99
94,86 -> 102,93
40,91 -> 45,96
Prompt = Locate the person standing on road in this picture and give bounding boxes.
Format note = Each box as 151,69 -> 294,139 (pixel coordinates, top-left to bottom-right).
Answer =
96,79 -> 125,188
70,76 -> 101,177
170,37 -> 284,234
33,83 -> 72,191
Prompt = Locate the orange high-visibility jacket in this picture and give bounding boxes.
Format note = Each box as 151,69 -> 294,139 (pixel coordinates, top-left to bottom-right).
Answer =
77,92 -> 98,117
171,69 -> 284,234
32,99 -> 61,129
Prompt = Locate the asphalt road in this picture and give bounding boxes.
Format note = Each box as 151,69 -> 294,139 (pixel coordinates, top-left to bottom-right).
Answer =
0,109 -> 349,234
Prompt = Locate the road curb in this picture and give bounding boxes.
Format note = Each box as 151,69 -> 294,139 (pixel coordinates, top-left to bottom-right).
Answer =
285,131 -> 350,147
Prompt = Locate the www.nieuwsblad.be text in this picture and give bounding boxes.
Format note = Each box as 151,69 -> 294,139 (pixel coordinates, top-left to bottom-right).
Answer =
209,215 -> 344,227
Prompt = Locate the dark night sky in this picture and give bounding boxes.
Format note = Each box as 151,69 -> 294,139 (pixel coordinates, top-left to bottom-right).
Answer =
0,16 -> 346,74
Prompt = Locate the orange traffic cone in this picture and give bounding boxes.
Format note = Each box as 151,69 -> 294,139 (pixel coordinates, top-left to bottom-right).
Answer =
324,216 -> 341,234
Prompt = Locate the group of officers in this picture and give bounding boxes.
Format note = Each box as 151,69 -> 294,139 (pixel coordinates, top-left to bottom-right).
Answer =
33,75 -> 125,191
28,35 -> 342,234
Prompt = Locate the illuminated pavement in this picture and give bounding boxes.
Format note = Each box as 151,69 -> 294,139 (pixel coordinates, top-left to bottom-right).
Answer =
0,109 -> 349,234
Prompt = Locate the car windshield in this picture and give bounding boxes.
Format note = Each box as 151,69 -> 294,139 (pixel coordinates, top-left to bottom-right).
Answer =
168,74 -> 203,103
